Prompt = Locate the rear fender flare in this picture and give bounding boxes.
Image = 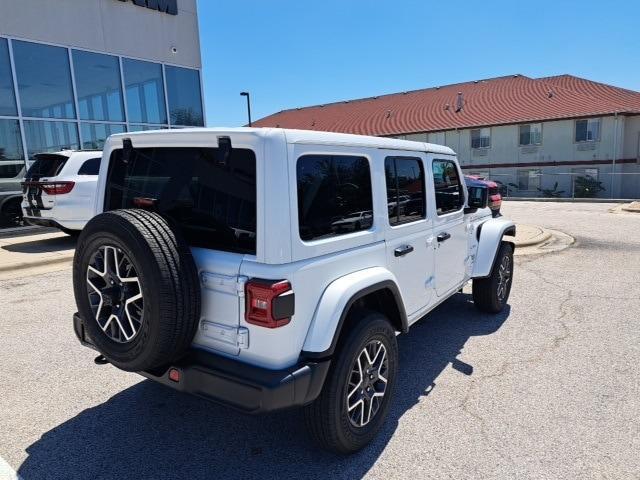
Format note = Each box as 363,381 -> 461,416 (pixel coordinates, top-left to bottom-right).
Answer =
302,267 -> 407,357
472,218 -> 516,278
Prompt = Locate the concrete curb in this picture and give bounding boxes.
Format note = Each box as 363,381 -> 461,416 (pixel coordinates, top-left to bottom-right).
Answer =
0,253 -> 74,274
512,230 -> 552,247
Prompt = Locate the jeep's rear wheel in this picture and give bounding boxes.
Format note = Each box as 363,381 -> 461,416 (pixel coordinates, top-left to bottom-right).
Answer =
73,209 -> 201,372
472,242 -> 514,313
303,311 -> 398,454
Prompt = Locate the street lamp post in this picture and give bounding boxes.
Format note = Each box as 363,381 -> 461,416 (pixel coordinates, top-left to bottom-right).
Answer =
240,91 -> 252,127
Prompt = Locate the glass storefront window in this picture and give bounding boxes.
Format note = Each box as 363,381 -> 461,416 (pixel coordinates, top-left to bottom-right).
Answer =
0,38 -> 17,116
165,66 -> 204,126
12,41 -> 76,119
24,120 -> 79,159
73,50 -> 125,122
123,59 -> 167,125
0,119 -> 23,161
81,123 -> 126,150
128,124 -> 167,132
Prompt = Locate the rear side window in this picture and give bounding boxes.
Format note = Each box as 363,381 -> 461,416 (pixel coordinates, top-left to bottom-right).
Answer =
77,157 -> 101,175
105,147 -> 257,254
385,156 -> 425,225
432,159 -> 464,215
297,154 -> 372,241
25,154 -> 69,180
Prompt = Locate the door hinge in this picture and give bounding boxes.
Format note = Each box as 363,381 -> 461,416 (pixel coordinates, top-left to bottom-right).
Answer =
201,321 -> 250,349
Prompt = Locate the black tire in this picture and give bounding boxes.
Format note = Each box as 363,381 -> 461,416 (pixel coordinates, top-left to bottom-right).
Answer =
303,311 -> 398,454
0,197 -> 23,228
73,209 -> 201,372
472,242 -> 514,313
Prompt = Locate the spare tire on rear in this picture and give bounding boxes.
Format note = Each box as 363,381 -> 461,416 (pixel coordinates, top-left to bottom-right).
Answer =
73,209 -> 201,372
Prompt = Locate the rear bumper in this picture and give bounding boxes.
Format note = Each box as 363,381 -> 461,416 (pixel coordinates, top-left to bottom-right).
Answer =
73,313 -> 331,414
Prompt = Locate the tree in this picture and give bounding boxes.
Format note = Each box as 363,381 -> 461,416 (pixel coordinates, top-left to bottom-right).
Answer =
574,176 -> 605,198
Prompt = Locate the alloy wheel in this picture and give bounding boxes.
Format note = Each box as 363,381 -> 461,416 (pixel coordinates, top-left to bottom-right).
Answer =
346,340 -> 389,428
496,254 -> 512,301
86,246 -> 144,343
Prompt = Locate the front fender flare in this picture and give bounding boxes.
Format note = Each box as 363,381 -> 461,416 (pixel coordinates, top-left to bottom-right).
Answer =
302,267 -> 407,357
472,217 -> 516,278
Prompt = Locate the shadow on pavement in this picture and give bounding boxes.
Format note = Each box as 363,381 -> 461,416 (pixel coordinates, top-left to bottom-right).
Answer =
2,235 -> 76,254
18,293 -> 509,480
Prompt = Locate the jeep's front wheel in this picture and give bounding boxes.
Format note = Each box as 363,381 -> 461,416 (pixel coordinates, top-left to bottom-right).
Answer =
303,311 -> 398,454
472,242 -> 514,313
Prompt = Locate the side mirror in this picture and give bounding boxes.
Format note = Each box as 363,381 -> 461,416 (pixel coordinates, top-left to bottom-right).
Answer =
465,185 -> 488,213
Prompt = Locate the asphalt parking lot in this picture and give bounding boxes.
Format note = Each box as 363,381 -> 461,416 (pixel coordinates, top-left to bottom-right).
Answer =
1,201 -> 639,479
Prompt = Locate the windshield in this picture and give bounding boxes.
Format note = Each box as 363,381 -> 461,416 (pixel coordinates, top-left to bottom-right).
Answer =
25,154 -> 70,180
105,147 -> 257,254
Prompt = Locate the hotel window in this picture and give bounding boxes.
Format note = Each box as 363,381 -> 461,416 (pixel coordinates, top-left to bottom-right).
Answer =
517,169 -> 541,191
73,50 -> 125,123
471,128 -> 491,149
519,123 -> 542,146
0,38 -> 17,116
165,66 -> 204,126
12,40 -> 76,119
575,118 -> 600,142
123,58 -> 167,125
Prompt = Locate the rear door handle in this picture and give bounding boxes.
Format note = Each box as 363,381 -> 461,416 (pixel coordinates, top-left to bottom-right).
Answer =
394,245 -> 414,257
437,232 -> 451,242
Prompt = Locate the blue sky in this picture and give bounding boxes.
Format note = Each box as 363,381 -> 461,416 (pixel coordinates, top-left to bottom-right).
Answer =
197,1 -> 640,127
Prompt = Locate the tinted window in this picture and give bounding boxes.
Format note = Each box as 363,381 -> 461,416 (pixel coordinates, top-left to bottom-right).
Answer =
0,119 -> 24,162
123,59 -> 167,124
105,147 -> 257,254
432,159 -> 464,215
13,40 -> 75,119
0,38 -> 17,116
385,156 -> 425,225
73,50 -> 125,122
165,66 -> 204,126
297,155 -> 373,241
81,123 -> 126,150
24,120 -> 79,160
25,154 -> 69,180
78,157 -> 101,176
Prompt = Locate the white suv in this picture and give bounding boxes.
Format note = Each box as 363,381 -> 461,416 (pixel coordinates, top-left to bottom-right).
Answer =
22,150 -> 102,235
72,128 -> 515,453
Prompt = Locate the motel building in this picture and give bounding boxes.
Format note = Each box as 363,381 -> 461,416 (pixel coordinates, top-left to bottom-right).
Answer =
0,0 -> 203,227
254,74 -> 640,200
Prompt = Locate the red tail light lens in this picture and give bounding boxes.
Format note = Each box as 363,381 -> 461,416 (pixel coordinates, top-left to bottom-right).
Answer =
245,279 -> 295,328
40,181 -> 75,195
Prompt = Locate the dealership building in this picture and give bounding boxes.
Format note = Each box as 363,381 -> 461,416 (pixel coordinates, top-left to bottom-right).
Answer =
255,74 -> 640,199
0,0 -> 203,225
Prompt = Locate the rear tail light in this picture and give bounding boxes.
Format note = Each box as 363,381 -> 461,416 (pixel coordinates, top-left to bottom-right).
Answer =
39,181 -> 75,195
245,279 -> 295,328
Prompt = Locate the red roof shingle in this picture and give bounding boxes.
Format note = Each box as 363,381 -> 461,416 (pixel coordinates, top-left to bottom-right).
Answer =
253,74 -> 640,136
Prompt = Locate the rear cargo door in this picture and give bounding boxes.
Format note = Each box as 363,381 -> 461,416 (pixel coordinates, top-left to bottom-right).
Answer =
103,144 -> 258,356
22,153 -> 69,216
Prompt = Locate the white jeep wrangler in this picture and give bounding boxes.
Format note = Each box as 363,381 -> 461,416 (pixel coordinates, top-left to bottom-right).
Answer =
72,128 -> 515,454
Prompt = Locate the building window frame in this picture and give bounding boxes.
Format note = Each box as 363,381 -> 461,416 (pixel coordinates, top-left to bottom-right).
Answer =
0,34 -> 205,169
471,127 -> 491,149
519,123 -> 543,146
574,118 -> 601,143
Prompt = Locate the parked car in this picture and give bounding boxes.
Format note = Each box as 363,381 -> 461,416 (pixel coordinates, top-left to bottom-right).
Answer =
331,210 -> 373,232
21,150 -> 102,235
71,128 -> 515,454
464,175 -> 502,216
0,161 -> 26,228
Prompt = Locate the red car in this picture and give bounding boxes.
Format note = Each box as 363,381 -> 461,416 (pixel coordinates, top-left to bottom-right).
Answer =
464,175 -> 502,216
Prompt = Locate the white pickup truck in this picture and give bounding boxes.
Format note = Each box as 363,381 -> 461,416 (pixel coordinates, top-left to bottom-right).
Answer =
71,128 -> 515,453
